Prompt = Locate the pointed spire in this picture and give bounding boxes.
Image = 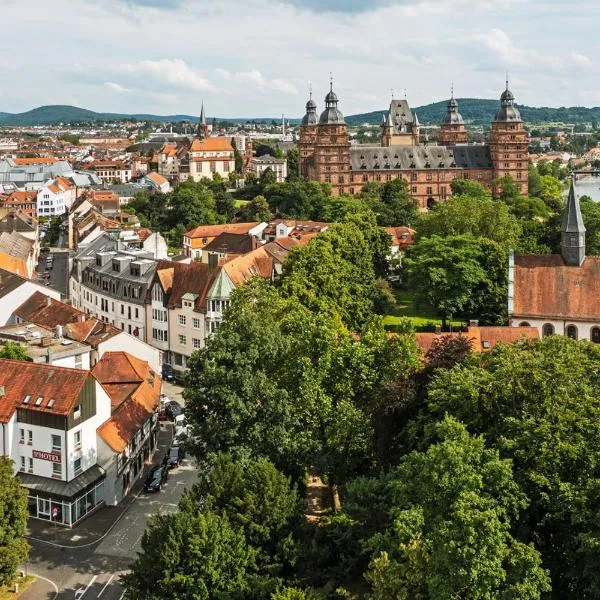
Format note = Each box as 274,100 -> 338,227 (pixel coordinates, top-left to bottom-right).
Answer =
414,112 -> 420,127
330,72 -> 333,93
450,82 -> 454,99
309,81 -> 313,100
561,174 -> 586,266
506,70 -> 509,91
200,101 -> 206,126
562,175 -> 586,233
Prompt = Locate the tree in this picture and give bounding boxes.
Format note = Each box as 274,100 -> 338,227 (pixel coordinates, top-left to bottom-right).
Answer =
242,195 -> 271,222
260,167 -> 278,189
405,235 -> 489,327
423,337 -> 600,597
286,146 -> 299,181
231,137 -> 244,173
580,196 -> 600,256
0,342 -> 29,361
191,454 -> 302,575
0,457 -> 29,586
123,510 -> 254,600
271,589 -> 322,600
263,180 -> 331,220
364,417 -> 550,599
416,193 -> 521,250
360,179 -> 419,227
450,179 -> 489,198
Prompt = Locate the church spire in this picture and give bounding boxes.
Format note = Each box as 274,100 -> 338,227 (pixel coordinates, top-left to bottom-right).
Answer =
198,102 -> 208,138
561,175 -> 586,266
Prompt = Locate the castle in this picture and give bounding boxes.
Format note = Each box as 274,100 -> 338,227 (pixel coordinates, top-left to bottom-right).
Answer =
299,82 -> 528,208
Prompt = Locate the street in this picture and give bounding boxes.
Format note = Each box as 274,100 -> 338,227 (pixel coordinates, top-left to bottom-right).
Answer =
36,248 -> 70,299
24,385 -> 196,600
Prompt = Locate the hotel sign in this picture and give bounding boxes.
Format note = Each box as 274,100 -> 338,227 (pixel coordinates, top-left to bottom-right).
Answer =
32,450 -> 61,463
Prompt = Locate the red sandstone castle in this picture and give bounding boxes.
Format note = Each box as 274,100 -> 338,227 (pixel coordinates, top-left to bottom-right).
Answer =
299,82 -> 528,208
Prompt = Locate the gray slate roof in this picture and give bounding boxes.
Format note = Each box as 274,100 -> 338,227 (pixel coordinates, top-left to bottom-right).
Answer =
388,100 -> 416,134
19,464 -> 105,499
349,145 -> 492,171
563,178 -> 586,233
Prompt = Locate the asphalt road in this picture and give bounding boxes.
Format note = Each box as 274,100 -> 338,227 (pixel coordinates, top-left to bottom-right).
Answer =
27,405 -> 196,600
36,249 -> 70,299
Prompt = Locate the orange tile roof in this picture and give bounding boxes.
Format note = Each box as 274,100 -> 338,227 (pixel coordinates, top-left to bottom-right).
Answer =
159,144 -> 177,157
385,226 -> 416,249
222,246 -> 273,286
94,352 -> 161,453
513,254 -> 600,320
146,172 -> 168,186
185,222 -> 260,240
0,253 -> 28,277
5,191 -> 37,204
15,291 -> 84,328
13,158 -> 58,165
0,359 -> 90,422
190,137 -> 233,152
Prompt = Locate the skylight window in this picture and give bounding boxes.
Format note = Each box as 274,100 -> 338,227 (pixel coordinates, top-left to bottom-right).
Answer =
35,397 -> 43,406
47,399 -> 55,408
23,395 -> 30,404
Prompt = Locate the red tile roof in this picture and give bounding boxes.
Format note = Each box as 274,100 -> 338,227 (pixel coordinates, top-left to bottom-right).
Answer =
513,254 -> 600,320
385,226 -> 416,250
222,246 -> 273,286
93,352 -> 160,453
0,359 -> 90,422
15,292 -> 84,328
185,222 -> 260,240
189,138 -> 233,152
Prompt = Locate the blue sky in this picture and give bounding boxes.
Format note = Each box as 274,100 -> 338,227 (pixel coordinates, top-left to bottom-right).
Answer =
1,0 -> 599,117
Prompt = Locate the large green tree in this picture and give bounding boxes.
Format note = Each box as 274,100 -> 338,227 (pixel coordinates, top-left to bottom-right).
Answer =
0,457 -> 29,586
359,179 -> 419,227
364,417 -> 550,599
421,336 -> 600,598
123,510 -> 254,600
0,342 -> 29,361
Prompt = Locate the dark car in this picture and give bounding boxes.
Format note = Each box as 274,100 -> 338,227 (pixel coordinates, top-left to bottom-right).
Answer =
161,363 -> 174,382
165,401 -> 182,421
164,445 -> 185,469
143,465 -> 168,493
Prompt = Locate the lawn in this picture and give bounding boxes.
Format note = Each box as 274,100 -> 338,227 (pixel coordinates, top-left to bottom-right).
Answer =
383,290 -> 463,329
0,575 -> 34,600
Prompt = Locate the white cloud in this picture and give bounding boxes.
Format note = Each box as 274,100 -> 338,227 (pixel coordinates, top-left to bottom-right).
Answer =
118,58 -> 216,92
105,81 -> 131,93
216,68 -> 298,95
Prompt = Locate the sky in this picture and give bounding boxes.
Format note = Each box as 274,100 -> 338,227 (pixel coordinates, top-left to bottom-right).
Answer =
1,0 -> 599,118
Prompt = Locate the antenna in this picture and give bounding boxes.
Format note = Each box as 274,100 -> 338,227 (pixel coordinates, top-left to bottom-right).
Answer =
391,88 -> 395,100
450,82 -> 454,99
505,70 -> 509,90
309,81 -> 312,100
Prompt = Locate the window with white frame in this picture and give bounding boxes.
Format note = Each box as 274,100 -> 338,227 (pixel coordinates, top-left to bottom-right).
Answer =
27,430 -> 32,445
192,318 -> 201,329
193,338 -> 202,349
74,404 -> 81,420
179,334 -> 187,345
74,431 -> 81,451
19,428 -> 24,444
28,457 -> 33,473
74,458 -> 82,474
51,434 -> 61,452
178,315 -> 186,326
53,462 -> 61,478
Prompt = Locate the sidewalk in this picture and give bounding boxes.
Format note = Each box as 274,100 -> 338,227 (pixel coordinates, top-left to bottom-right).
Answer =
26,423 -> 173,548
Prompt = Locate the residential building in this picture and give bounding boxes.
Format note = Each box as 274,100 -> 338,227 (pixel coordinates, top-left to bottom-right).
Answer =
140,172 -> 171,193
0,231 -> 36,278
299,81 -> 528,205
0,269 -> 61,325
0,321 -> 91,369
86,190 -> 120,217
0,360 -> 111,526
36,177 -> 76,217
385,226 -> 416,256
509,177 -> 600,341
0,191 -> 37,218
85,161 -> 132,184
250,154 -> 287,182
14,290 -> 159,371
185,137 -> 235,182
415,326 -> 540,357
94,352 -> 160,504
261,219 -> 328,243
0,158 -> 73,190
70,235 -> 156,341
182,222 -> 266,258
200,232 -> 259,263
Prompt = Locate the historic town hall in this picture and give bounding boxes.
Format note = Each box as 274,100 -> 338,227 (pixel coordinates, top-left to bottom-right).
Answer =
299,82 -> 528,207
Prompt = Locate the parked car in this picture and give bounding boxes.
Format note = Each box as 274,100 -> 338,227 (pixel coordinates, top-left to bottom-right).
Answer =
165,401 -> 182,421
143,465 -> 168,493
161,363 -> 174,382
164,445 -> 185,468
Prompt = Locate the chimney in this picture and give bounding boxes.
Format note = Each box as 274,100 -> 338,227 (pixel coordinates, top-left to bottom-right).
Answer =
54,325 -> 63,339
47,295 -> 52,307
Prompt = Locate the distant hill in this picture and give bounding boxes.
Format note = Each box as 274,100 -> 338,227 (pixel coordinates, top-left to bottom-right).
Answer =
347,98 -> 600,127
2,101 -> 600,127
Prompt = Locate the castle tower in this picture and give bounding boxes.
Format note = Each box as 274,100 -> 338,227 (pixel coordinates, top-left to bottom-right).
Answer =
561,176 -> 586,266
438,88 -> 468,146
197,101 -> 209,139
381,98 -> 420,147
412,112 -> 420,145
298,87 -> 318,179
313,79 -> 350,196
488,80 -> 528,195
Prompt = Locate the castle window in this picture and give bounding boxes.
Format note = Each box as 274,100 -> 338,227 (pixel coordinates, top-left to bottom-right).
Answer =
591,327 -> 600,343
362,175 -> 368,182
412,186 -> 417,193
566,325 -> 578,340
426,187 -> 433,195
519,322 -> 531,327
426,173 -> 432,181
411,173 -> 417,181
542,323 -> 555,337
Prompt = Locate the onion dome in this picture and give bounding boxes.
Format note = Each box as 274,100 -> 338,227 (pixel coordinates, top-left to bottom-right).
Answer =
441,90 -> 464,124
301,90 -> 318,126
319,80 -> 345,125
494,80 -> 521,121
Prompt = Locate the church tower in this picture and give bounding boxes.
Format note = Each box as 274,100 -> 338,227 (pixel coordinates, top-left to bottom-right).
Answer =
438,88 -> 468,146
299,88 -> 318,179
313,80 -> 350,196
561,176 -> 586,266
488,80 -> 528,195
197,102 -> 209,139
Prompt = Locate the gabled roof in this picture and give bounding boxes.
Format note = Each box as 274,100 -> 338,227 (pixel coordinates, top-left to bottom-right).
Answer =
222,246 -> 273,286
94,352 -> 161,453
385,226 -> 416,248
512,254 -> 600,320
145,172 -> 168,186
189,137 -> 233,152
15,291 -> 84,328
155,260 -> 217,310
13,158 -> 58,166
0,253 -> 28,277
0,359 -> 90,423
0,231 -> 34,260
0,268 -> 31,298
185,222 -> 260,240
203,232 -> 257,255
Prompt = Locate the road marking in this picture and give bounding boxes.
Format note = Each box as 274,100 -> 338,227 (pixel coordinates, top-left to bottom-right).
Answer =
28,572 -> 58,599
118,590 -> 127,600
97,574 -> 114,597
75,575 -> 97,599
